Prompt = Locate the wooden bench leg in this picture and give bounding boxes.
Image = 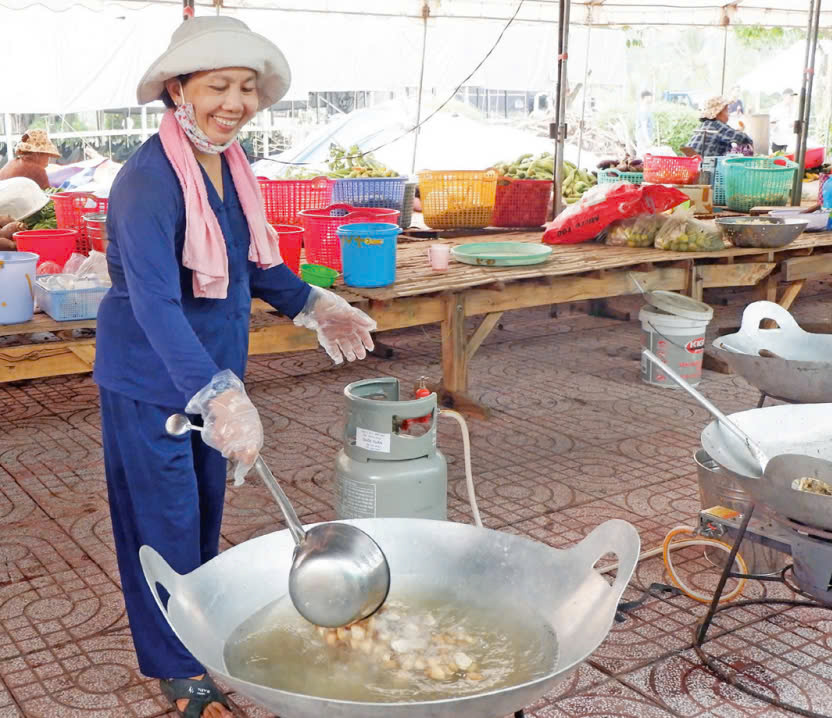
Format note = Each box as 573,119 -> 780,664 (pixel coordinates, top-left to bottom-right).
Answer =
437,293 -> 490,418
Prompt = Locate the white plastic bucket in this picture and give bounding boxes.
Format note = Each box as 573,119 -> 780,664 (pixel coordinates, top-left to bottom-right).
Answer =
640,304 -> 710,387
0,251 -> 38,324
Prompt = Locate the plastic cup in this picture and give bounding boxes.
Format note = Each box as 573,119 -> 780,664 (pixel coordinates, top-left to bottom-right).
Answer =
428,244 -> 450,271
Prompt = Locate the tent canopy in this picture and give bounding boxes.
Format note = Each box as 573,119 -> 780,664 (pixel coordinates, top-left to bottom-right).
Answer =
0,0 -> 823,114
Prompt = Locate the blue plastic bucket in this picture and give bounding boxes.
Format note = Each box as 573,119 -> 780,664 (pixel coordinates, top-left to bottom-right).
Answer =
0,251 -> 38,324
336,222 -> 401,288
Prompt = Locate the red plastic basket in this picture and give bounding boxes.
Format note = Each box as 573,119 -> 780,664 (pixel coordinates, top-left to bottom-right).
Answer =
492,179 -> 552,227
643,154 -> 702,185
271,224 -> 304,276
258,177 -> 333,226
52,193 -> 109,254
299,204 -> 400,271
13,229 -> 78,267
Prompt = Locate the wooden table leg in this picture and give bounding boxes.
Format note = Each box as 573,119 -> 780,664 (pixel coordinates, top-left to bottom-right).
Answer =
436,293 -> 490,418
777,279 -> 806,311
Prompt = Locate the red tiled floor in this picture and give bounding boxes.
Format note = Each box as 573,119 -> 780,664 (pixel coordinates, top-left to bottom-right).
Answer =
3,287 -> 832,716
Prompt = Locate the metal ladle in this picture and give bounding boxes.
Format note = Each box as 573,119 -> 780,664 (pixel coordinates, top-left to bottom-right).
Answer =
641,350 -> 769,476
164,413 -> 390,628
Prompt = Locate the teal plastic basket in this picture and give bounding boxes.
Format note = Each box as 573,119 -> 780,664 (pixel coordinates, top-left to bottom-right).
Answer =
597,168 -> 644,185
723,157 -> 797,212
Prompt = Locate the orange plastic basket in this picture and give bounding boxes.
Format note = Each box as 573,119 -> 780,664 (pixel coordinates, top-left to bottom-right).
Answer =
417,170 -> 498,229
643,154 -> 702,185
52,193 -> 109,254
258,177 -> 333,226
492,178 -> 552,228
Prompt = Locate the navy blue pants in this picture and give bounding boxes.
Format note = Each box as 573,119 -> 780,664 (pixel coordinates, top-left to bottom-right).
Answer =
99,387 -> 227,679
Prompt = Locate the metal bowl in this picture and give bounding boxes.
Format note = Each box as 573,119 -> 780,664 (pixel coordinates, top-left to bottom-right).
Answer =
715,216 -> 808,248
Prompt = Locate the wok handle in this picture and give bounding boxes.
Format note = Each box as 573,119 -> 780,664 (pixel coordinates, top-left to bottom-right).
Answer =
737,301 -> 804,339
578,519 -> 641,598
139,545 -> 183,620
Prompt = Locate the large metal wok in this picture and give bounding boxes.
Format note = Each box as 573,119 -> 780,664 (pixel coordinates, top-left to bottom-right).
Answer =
140,518 -> 639,718
713,301 -> 832,403
701,403 -> 832,498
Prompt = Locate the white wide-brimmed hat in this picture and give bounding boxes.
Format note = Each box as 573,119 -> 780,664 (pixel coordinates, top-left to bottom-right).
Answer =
136,16 -> 291,108
0,178 -> 49,221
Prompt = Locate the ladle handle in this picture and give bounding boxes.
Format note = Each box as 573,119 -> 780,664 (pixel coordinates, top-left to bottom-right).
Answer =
641,349 -> 768,469
253,456 -> 306,545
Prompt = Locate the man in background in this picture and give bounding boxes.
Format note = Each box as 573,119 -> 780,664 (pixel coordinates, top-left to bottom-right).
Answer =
636,90 -> 656,156
770,88 -> 798,153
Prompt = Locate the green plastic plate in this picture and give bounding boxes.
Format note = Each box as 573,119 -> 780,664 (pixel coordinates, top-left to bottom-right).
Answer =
450,242 -> 553,267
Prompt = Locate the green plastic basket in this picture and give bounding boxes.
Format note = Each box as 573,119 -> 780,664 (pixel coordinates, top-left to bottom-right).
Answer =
597,168 -> 644,185
723,157 -> 797,211
300,263 -> 338,288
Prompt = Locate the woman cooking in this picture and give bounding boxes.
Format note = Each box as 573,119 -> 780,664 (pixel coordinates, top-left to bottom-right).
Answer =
93,16 -> 376,718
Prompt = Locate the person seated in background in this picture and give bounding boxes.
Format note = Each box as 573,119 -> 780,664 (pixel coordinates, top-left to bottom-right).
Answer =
0,129 -> 61,189
684,96 -> 754,157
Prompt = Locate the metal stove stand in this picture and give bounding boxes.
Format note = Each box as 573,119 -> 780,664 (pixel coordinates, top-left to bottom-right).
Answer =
694,502 -> 832,718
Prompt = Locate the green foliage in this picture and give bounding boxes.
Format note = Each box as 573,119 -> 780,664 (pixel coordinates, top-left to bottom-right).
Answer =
733,25 -> 801,50
653,103 -> 701,155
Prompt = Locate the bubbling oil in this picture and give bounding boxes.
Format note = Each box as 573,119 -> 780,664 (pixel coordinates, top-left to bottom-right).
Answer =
223,589 -> 558,703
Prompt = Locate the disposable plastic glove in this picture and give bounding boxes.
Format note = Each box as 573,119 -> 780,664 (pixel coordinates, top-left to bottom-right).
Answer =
293,286 -> 377,364
185,369 -> 263,486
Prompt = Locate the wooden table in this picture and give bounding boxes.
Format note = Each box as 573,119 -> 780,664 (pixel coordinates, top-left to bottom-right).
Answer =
4,231 -> 832,411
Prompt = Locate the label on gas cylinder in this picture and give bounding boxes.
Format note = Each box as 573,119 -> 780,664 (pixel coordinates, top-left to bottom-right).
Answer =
356,427 -> 391,453
335,477 -> 377,518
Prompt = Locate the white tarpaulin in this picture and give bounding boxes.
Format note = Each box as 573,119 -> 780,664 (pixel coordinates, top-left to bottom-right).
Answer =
0,0 -> 825,114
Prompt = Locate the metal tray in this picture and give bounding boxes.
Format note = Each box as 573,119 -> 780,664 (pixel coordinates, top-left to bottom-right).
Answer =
451,242 -> 553,267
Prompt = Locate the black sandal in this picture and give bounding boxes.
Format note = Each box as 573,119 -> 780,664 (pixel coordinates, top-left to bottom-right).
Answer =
159,674 -> 231,717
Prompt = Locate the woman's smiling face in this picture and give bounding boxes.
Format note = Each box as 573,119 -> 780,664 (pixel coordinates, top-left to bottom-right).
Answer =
166,68 -> 259,144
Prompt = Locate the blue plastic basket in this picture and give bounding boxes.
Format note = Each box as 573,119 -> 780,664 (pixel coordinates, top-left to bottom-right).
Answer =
336,222 -> 401,288
701,156 -> 728,205
332,177 -> 406,212
35,278 -> 108,320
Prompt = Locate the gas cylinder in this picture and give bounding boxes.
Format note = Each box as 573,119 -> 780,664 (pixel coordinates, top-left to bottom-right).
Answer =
334,377 -> 448,520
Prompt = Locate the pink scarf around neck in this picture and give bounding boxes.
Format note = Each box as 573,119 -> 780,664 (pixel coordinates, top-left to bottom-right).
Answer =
158,110 -> 282,299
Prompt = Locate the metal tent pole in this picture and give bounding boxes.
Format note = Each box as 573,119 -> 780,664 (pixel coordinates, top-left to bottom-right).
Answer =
552,0 -> 571,220
411,2 -> 430,175
792,0 -> 821,205
720,25 -> 728,95
576,22 -> 592,170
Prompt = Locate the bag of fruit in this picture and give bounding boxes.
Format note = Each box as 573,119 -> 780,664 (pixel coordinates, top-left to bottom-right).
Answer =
542,182 -> 687,245
604,213 -> 668,248
654,209 -> 725,252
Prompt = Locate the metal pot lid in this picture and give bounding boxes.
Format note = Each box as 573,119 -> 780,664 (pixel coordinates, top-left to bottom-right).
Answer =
645,290 -> 714,321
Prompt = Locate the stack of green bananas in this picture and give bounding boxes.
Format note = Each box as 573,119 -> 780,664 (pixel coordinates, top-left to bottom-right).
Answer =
562,162 -> 597,204
493,152 -> 554,180
326,143 -> 399,178
492,153 -> 596,204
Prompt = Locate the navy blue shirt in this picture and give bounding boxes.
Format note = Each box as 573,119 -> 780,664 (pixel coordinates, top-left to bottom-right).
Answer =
94,135 -> 311,407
